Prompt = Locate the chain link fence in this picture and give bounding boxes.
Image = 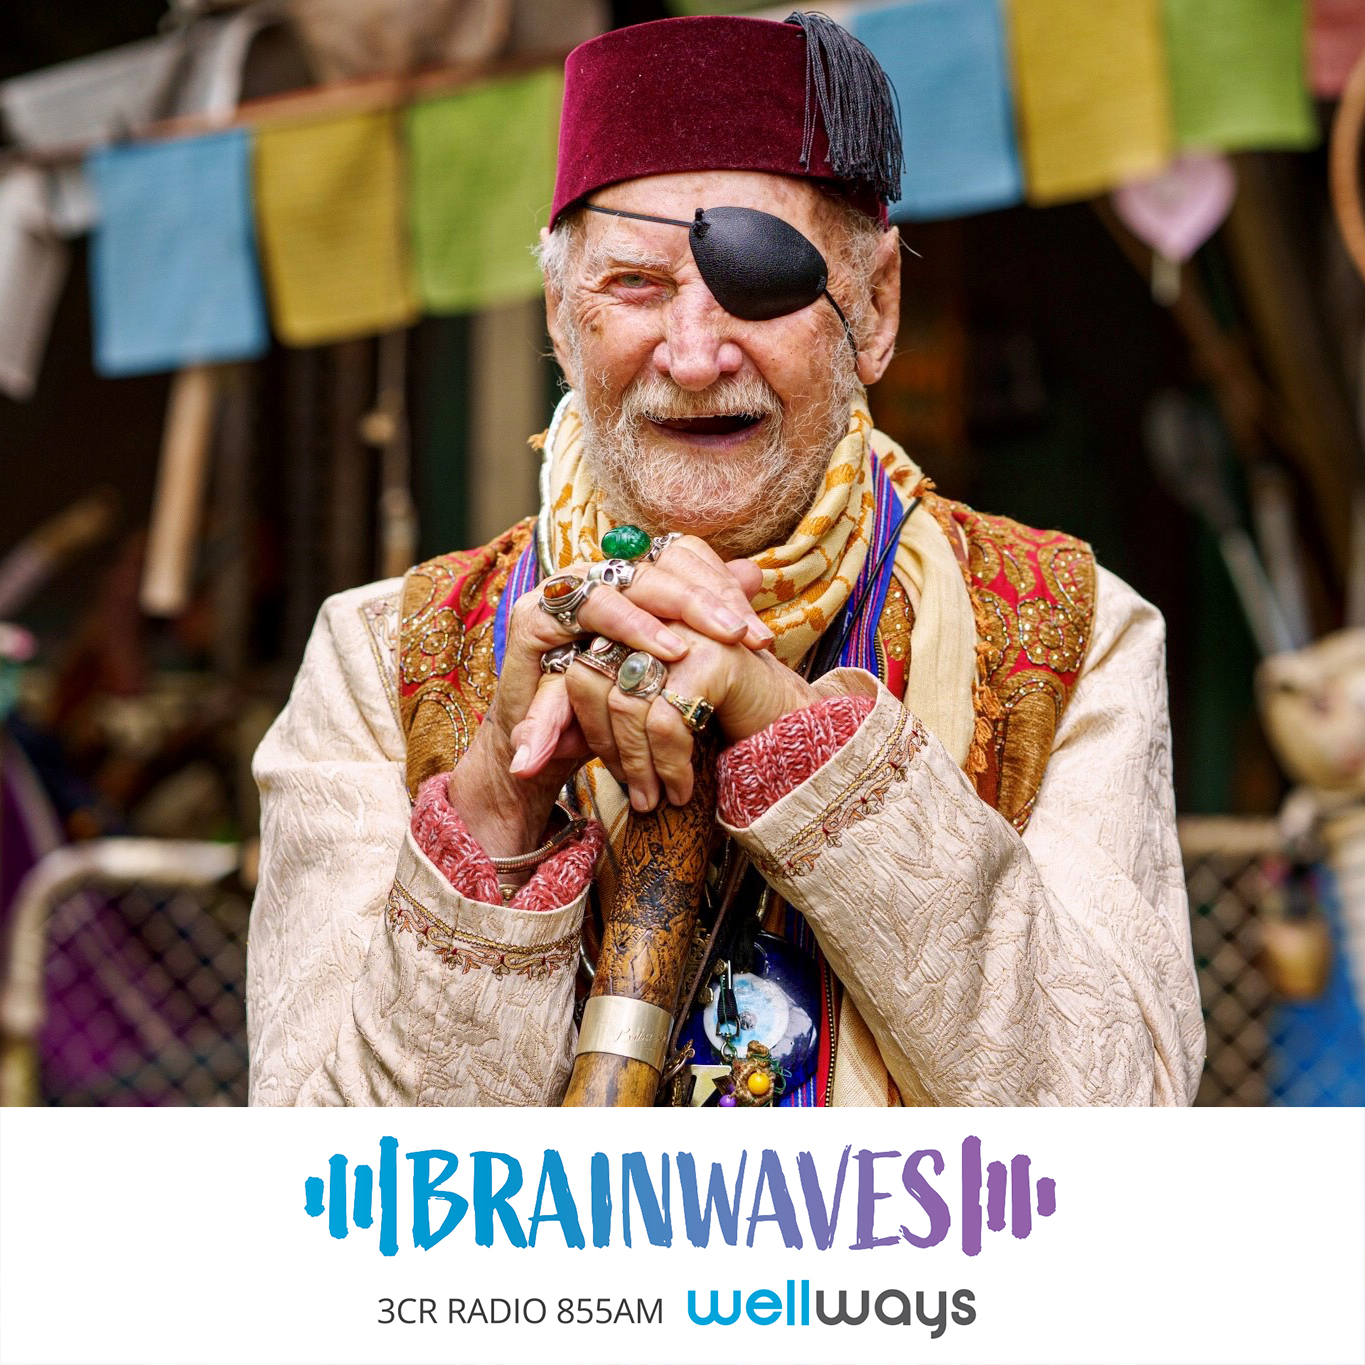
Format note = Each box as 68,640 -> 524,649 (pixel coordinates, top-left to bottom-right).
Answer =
2,841 -> 249,1106
38,881 -> 250,1105
1181,817 -> 1365,1107
5,822 -> 1364,1105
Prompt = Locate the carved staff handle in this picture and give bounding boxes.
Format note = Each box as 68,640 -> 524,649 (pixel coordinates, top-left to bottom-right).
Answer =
561,742 -> 718,1107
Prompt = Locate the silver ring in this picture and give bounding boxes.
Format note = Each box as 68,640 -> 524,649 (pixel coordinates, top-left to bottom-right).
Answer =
575,636 -> 630,681
586,558 -> 638,590
577,652 -> 621,682
615,649 -> 668,700
540,642 -> 582,675
537,573 -> 602,634
646,532 -> 682,564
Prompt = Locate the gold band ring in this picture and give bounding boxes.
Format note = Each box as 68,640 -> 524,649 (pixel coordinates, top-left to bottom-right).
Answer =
660,689 -> 716,733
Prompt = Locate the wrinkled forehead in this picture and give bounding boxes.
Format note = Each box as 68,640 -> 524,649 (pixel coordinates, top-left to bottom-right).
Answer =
580,169 -> 833,260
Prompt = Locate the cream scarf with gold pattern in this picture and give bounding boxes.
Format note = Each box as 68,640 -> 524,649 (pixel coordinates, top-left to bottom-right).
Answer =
536,391 -> 978,1105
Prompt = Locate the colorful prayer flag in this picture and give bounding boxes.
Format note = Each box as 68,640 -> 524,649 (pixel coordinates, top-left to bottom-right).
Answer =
854,0 -> 1023,222
1310,0 -> 1365,97
1007,0 -> 1173,205
1112,154 -> 1236,261
1163,0 -> 1317,151
87,129 -> 267,377
406,70 -> 562,315
253,109 -> 417,346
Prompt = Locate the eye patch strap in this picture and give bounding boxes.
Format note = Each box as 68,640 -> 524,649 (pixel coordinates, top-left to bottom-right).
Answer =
584,204 -> 694,230
582,203 -> 856,353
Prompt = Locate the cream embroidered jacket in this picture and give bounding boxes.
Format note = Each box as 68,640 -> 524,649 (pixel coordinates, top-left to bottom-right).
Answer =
246,565 -> 1205,1107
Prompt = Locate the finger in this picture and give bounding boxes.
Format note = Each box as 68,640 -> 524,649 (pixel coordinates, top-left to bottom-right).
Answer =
664,541 -> 772,648
622,562 -> 751,644
509,582 -> 682,660
645,699 -> 696,806
565,661 -> 625,784
549,717 -> 590,765
572,587 -> 689,660
724,557 -> 763,599
607,685 -> 659,811
508,675 -> 572,776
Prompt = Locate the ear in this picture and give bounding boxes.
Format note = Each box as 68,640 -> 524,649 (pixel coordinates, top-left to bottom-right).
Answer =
855,227 -> 901,386
540,226 -> 577,388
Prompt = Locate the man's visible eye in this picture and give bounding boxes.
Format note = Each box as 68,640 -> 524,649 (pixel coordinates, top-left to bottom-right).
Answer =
614,272 -> 654,289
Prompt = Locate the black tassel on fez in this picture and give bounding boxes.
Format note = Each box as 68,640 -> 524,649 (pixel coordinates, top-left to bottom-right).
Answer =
785,11 -> 904,206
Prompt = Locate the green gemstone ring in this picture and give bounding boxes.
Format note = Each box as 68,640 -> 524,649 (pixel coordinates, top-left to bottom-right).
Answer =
601,524 -> 653,561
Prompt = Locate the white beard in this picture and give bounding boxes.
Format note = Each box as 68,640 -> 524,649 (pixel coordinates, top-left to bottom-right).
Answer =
574,357 -> 858,560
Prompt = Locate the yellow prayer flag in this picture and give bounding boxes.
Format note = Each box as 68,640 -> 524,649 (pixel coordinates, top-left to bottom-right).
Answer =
1007,0 -> 1173,204
253,108 -> 417,346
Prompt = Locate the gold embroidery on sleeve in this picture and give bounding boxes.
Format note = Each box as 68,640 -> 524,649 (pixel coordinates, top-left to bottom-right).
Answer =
357,590 -> 402,727
386,880 -> 580,978
754,715 -> 928,880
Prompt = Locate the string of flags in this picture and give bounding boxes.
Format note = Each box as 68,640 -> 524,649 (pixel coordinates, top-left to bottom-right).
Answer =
0,0 -> 1360,392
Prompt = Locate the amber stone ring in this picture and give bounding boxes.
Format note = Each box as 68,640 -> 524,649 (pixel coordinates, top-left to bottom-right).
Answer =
538,572 -> 600,633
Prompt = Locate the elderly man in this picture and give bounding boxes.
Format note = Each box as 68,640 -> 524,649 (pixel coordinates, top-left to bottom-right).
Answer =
247,14 -> 1204,1107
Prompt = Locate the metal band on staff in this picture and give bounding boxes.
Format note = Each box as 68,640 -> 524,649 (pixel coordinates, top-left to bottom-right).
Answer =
575,996 -> 674,1074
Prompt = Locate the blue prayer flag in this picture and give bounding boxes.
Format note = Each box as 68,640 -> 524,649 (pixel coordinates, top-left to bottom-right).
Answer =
87,129 -> 268,377
854,0 -> 1023,222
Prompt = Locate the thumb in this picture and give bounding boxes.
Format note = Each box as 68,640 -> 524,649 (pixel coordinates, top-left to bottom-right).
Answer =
725,557 -> 763,599
509,675 -> 573,776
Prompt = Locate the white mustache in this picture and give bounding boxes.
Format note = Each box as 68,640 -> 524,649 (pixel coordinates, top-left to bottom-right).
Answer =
618,375 -> 782,424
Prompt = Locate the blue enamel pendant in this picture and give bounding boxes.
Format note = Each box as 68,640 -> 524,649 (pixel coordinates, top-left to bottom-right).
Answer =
678,932 -> 820,1094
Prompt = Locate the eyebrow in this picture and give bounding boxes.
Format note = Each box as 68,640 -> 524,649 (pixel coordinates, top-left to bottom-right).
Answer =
581,235 -> 678,278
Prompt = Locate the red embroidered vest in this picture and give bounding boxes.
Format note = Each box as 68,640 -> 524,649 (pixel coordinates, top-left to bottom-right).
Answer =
396,499 -> 1097,831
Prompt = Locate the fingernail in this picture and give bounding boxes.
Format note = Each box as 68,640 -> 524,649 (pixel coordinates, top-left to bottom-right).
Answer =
658,628 -> 686,655
715,608 -> 745,632
755,621 -> 775,642
509,744 -> 530,774
629,785 -> 648,811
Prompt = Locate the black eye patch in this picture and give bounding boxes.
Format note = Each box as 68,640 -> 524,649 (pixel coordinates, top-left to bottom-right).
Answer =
584,203 -> 854,349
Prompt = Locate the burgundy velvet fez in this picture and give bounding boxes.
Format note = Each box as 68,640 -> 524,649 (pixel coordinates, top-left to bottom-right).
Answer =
550,16 -> 885,227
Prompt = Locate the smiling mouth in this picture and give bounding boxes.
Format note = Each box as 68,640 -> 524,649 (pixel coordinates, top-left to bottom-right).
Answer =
649,413 -> 766,437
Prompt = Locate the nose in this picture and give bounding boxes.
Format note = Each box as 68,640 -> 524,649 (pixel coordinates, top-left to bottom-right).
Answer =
652,282 -> 744,391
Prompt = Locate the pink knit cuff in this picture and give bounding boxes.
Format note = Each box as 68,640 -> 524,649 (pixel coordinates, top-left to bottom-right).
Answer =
411,772 -> 604,912
718,694 -> 876,828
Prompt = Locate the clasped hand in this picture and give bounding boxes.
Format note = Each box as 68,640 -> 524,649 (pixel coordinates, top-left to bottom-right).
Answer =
448,535 -> 815,859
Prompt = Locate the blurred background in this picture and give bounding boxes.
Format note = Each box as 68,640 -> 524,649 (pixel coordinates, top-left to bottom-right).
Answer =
3,0 -> 1365,1107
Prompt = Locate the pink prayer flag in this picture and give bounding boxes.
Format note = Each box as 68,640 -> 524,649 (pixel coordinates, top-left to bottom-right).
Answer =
1112,155 -> 1237,261
1311,0 -> 1365,96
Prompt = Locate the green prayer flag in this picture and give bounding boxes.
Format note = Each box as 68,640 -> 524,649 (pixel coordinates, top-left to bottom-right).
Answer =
407,69 -> 562,314
1164,0 -> 1318,151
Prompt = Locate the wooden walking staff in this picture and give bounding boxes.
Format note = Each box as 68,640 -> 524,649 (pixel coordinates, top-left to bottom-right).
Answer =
562,742 -> 718,1107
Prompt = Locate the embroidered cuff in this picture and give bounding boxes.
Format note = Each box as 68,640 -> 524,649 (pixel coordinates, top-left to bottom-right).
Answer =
412,772 -> 604,912
718,694 -> 876,828
723,675 -> 929,881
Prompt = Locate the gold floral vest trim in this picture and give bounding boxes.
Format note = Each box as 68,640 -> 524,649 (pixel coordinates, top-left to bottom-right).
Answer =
398,519 -> 535,801
930,496 -> 1097,831
397,505 -> 1096,832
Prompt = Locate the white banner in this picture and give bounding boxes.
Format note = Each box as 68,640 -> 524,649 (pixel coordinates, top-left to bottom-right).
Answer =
1,1108 -> 1362,1365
